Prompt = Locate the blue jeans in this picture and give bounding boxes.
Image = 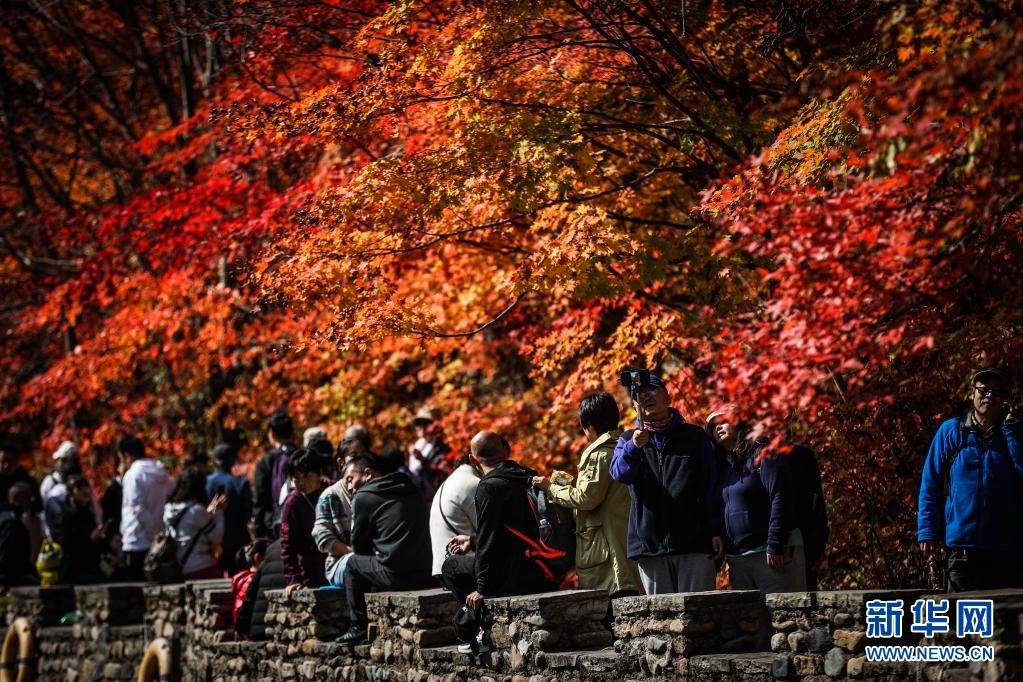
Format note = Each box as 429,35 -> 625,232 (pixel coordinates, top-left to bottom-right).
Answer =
326,552 -> 352,587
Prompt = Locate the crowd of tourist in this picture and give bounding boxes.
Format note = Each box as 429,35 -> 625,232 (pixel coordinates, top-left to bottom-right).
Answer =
0,364 -> 1018,653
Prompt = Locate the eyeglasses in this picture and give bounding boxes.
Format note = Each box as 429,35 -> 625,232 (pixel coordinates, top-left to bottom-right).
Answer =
974,385 -> 1007,399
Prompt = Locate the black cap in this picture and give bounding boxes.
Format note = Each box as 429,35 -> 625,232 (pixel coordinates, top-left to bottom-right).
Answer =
972,366 -> 1012,388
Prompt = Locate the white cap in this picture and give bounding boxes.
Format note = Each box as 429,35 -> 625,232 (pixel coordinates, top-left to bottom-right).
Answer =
52,440 -> 79,461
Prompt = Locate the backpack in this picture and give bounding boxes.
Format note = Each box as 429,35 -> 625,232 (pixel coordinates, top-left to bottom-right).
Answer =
144,506 -> 213,583
786,444 -> 830,563
523,487 -> 575,583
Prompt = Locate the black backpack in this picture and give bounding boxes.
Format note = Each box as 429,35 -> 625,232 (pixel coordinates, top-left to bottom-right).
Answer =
524,487 -> 575,584
786,444 -> 829,563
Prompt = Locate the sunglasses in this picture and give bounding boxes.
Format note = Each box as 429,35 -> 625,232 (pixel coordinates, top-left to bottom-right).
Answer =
974,385 -> 1008,399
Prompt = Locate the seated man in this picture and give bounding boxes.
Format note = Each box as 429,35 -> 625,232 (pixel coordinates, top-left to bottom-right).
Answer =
335,456 -> 433,644
312,446 -> 355,588
440,431 -> 557,651
429,450 -> 479,581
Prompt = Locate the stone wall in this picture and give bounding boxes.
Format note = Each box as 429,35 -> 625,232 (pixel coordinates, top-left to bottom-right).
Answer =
613,590 -> 763,678
6,582 -> 1023,681
15,584 -> 150,682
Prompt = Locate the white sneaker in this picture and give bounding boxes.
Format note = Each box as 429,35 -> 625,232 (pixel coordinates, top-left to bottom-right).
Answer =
457,631 -> 491,654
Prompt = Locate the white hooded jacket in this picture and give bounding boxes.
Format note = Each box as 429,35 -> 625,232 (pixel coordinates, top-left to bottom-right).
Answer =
120,458 -> 173,552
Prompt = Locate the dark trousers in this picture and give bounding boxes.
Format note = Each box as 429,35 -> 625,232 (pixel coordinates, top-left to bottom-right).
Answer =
439,553 -> 477,602
438,552 -> 554,602
947,549 -> 1023,592
122,550 -> 148,582
345,554 -> 432,631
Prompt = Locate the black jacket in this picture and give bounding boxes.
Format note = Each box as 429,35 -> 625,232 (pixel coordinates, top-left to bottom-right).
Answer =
59,502 -> 103,581
351,472 -> 431,575
236,539 -> 286,640
253,445 -> 294,539
474,460 -> 552,596
0,503 -> 38,587
612,418 -> 719,559
787,444 -> 829,561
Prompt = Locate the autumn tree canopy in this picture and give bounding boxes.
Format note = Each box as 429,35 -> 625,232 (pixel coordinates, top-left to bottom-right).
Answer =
2,0 -> 1021,588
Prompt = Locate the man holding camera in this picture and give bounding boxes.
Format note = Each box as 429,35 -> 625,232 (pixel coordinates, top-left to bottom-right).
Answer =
918,367 -> 1023,592
610,369 -> 723,594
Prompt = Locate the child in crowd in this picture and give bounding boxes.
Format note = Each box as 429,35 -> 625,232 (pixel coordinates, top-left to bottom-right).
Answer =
232,539 -> 269,632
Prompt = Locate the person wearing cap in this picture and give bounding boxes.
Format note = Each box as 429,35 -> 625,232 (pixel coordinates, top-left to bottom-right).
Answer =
918,367 -> 1023,592
206,444 -> 253,576
408,406 -> 451,498
610,369 -> 723,594
40,440 -> 99,541
40,441 -> 80,511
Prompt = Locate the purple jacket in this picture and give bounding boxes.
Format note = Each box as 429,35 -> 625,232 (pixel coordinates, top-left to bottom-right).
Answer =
716,443 -> 792,556
280,487 -> 327,588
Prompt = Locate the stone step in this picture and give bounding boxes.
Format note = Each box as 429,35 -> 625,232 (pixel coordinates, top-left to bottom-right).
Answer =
687,651 -> 777,681
543,647 -> 619,673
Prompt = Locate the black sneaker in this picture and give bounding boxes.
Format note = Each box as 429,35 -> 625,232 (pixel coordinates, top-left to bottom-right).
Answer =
334,629 -> 368,645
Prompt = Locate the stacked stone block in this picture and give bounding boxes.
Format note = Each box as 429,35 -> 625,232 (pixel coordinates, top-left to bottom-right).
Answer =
12,581 -> 1023,681
486,589 -> 612,672
767,589 -> 925,680
29,584 -> 149,681
263,587 -> 351,658
613,590 -> 763,678
210,640 -> 269,681
917,589 -> 1023,682
183,579 -> 235,680
688,652 -> 779,681
143,583 -> 189,641
366,588 -> 460,667
6,585 -> 76,626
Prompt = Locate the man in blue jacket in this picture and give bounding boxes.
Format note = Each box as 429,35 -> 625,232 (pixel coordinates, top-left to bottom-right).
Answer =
918,367 -> 1023,592
610,369 -> 722,594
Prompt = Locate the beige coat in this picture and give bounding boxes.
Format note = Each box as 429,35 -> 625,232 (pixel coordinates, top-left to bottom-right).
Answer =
546,430 -> 641,595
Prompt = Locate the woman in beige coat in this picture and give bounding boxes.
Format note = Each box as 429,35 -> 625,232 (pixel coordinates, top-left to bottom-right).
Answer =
533,393 -> 641,598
